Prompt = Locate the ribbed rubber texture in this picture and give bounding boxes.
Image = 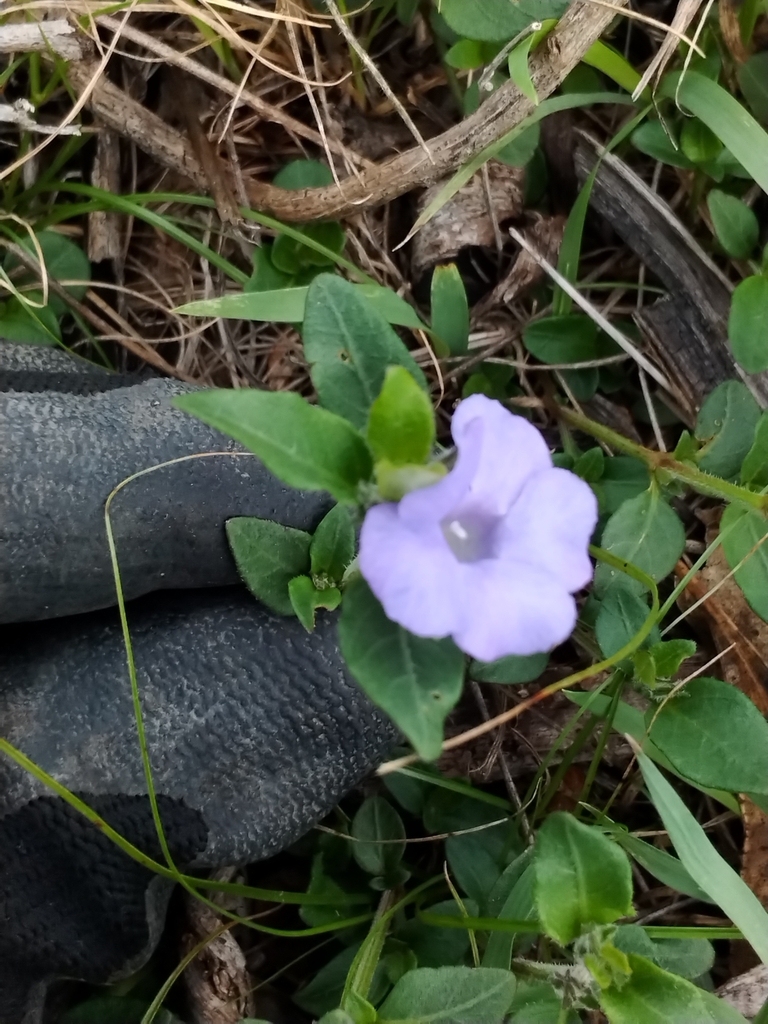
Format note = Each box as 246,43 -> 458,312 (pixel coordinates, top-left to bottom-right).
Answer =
0,589 -> 396,1023
0,353 -> 330,622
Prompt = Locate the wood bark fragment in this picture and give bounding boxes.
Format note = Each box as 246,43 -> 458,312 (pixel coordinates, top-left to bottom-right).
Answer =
718,964 -> 768,1020
0,19 -> 82,60
183,871 -> 254,1024
574,132 -> 768,416
68,0 -> 628,223
411,161 -> 524,275
88,130 -> 123,263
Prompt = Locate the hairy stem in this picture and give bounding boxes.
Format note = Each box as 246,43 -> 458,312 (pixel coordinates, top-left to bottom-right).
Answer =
560,407 -> 768,514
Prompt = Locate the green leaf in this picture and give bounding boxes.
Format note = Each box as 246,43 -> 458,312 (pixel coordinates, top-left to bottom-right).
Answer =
533,813 -> 633,946
0,297 -> 61,345
610,831 -> 714,903
5,229 -> 91,306
729,275 -> 768,374
375,460 -> 447,502
351,796 -> 408,885
398,899 -> 476,968
424,790 -> 519,909
173,389 -> 372,503
273,158 -> 335,189
596,587 -> 651,659
495,123 -> 541,168
599,954 -> 748,1023
695,380 -> 762,476
338,579 -> 465,761
377,966 -> 516,1024
357,283 -> 427,330
295,945 -> 388,1017
565,692 -> 741,813
648,676 -> 768,794
721,502 -> 768,621
741,412 -> 768,487
507,33 -> 539,105
582,40 -> 643,96
310,503 -> 356,582
367,366 -> 436,466
177,281 -> 425,328
636,748 -> 768,964
226,518 -> 311,614
438,0 -> 532,41
650,937 -> 715,980
649,639 -> 697,680
596,490 -> 685,593
288,575 -> 341,630
247,243 -> 293,292
668,70 -> 768,195
573,447 -> 605,483
523,314 -> 598,364
599,458 -> 651,516
303,274 -> 427,429
680,118 -> 722,164
484,854 -> 536,970
444,39 -> 488,70
431,264 -> 469,356
270,161 -> 345,273
708,190 -> 760,258
469,652 -> 548,685
631,121 -> 695,170
177,286 -> 308,321
739,52 -> 768,124
272,222 -> 346,273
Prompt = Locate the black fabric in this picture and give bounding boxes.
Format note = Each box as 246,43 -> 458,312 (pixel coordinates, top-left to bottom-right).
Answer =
0,794 -> 206,1023
0,342 -> 394,1021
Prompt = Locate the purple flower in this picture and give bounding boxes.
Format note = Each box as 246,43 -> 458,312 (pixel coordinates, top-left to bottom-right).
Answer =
359,395 -> 598,662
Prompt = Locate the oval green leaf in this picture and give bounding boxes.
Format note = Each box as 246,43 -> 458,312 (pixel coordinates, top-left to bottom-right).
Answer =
377,966 -> 516,1024
533,812 -> 633,946
694,379 -> 761,477
596,489 -> 685,593
729,275 -> 768,374
708,190 -> 759,259
338,579 -> 464,762
367,366 -> 435,467
600,954 -> 748,1024
721,502 -> 768,621
174,389 -> 372,503
648,676 -> 768,795
303,274 -> 426,429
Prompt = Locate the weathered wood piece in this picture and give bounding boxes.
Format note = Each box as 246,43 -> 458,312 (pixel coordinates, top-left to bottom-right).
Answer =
574,132 -> 768,416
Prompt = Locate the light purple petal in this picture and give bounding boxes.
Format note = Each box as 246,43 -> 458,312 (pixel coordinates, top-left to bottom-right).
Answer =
452,561 -> 579,662
359,503 -> 460,637
497,468 -> 598,591
359,396 -> 593,661
450,395 -> 553,518
398,416 -> 483,527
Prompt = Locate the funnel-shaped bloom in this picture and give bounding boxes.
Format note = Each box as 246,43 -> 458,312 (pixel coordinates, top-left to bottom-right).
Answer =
359,395 -> 598,662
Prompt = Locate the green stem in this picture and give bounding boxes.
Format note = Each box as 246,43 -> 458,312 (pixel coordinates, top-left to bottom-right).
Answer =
560,407 -> 768,514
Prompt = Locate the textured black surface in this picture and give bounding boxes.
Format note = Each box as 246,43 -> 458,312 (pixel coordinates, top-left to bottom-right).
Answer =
0,589 -> 396,1023
0,342 -> 394,1022
0,343 -> 331,622
0,793 -> 205,1023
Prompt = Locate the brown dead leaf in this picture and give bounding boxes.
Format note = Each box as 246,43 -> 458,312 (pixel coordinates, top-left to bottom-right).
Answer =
472,214 -> 566,315
411,161 -> 524,276
719,0 -> 751,64
676,546 -> 768,716
676,525 -> 768,921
